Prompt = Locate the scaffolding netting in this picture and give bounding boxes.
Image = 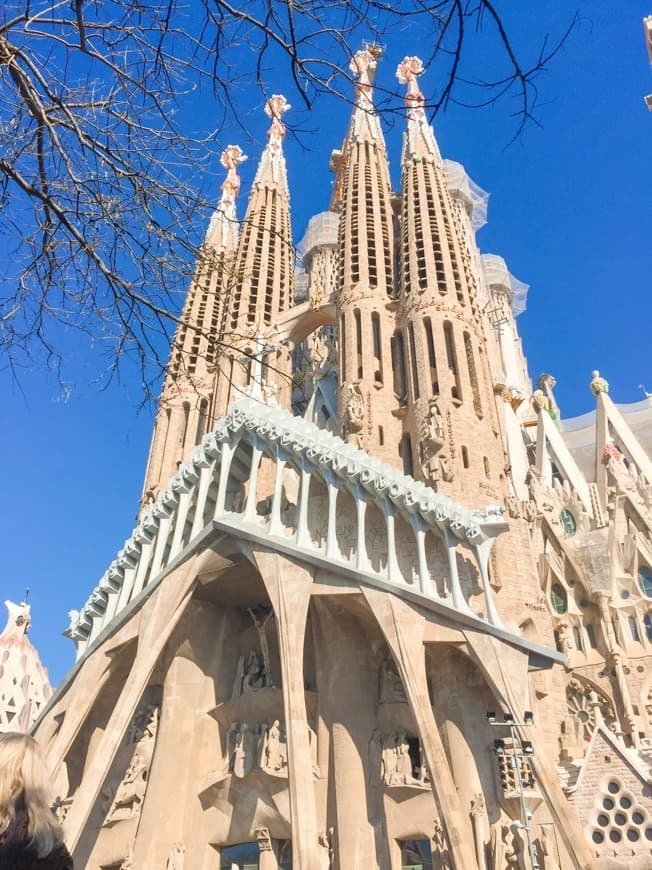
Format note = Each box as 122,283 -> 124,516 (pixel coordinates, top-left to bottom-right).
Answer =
481,254 -> 529,317
443,160 -> 489,231
297,211 -> 340,259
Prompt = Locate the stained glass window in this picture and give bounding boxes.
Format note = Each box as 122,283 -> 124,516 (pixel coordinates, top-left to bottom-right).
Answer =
559,509 -> 577,536
550,583 -> 567,614
637,565 -> 652,598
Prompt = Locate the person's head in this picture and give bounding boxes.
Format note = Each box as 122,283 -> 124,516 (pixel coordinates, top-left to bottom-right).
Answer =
0,732 -> 62,857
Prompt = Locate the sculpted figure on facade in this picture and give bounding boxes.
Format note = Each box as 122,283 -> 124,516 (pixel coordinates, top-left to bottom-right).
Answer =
166,843 -> 185,870
379,656 -> 407,704
105,704 -> 159,824
232,647 -> 267,698
343,382 -> 365,433
590,369 -> 609,396
260,719 -> 288,775
372,730 -> 428,787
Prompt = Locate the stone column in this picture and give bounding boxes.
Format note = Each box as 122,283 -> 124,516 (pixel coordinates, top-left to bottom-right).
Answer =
361,588 -> 480,870
63,553 -> 203,851
131,603 -> 229,867
248,549 -> 321,870
311,597 -> 386,868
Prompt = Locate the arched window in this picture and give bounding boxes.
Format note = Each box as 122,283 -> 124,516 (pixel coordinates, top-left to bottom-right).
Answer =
586,624 -> 598,649
637,565 -> 652,598
550,583 -> 567,614
573,625 -> 583,651
354,308 -> 363,379
629,616 -> 641,642
400,435 -> 413,477
423,317 -> 439,395
372,312 -> 383,384
340,314 -> 347,381
461,446 -> 469,469
391,331 -> 408,405
559,509 -> 577,536
407,322 -> 420,400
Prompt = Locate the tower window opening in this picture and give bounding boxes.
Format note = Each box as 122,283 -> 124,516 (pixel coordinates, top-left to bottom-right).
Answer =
196,398 -> 209,445
181,401 -> 191,449
461,446 -> 469,469
424,318 -> 439,396
483,456 -> 490,478
573,625 -> 583,651
443,321 -> 461,400
400,435 -> 414,477
340,314 -> 347,382
372,312 -> 383,384
586,624 -> 598,649
463,331 -> 483,417
550,583 -> 567,615
378,425 -> 384,446
354,309 -> 363,380
407,322 -> 420,400
392,331 -> 408,406
637,565 -> 652,598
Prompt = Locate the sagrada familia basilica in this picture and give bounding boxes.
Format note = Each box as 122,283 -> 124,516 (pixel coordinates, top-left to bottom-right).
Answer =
3,49 -> 652,870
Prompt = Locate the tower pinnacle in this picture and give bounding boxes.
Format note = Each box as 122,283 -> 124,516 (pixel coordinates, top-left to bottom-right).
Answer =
205,144 -> 247,253
396,56 -> 441,162
348,48 -> 384,143
252,94 -> 291,190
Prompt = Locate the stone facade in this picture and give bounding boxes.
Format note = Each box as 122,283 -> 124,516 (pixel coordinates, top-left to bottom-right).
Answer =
33,51 -> 652,870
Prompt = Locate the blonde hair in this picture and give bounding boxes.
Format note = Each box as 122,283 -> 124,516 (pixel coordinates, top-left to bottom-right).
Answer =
0,732 -> 63,858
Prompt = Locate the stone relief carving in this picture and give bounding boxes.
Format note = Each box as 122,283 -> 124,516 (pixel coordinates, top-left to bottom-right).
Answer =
432,819 -> 452,870
105,704 -> 159,824
255,827 -> 272,852
369,729 -> 429,788
589,369 -> 609,396
343,382 -> 365,432
227,719 -> 310,779
232,648 -> 267,698
166,843 -> 185,870
378,657 -> 407,704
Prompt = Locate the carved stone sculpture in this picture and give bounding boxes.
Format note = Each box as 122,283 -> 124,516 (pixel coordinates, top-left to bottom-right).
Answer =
166,843 -> 185,870
372,729 -> 429,788
344,382 -> 365,432
105,705 -> 159,824
590,369 -> 609,396
255,827 -> 272,852
379,656 -> 407,704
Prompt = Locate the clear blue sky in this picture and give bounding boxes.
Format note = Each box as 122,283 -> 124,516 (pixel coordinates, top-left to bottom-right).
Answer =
2,1 -> 651,686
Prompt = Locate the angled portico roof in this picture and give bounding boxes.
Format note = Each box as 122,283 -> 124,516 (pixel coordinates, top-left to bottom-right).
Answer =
65,396 -> 562,669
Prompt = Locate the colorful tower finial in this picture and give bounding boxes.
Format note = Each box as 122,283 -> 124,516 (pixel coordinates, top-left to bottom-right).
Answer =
396,56 -> 426,118
253,95 -> 291,189
205,144 -> 247,252
396,55 -> 440,161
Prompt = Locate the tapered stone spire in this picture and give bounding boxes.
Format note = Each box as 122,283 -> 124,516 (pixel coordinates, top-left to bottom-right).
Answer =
0,599 -> 52,732
333,49 -> 400,459
227,95 -> 293,330
213,95 -> 295,414
140,146 -> 246,510
395,57 -> 504,505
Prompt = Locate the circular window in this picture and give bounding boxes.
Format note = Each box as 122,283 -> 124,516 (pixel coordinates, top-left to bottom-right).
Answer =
597,813 -> 609,827
603,797 -> 615,810
619,795 -> 632,809
620,590 -> 630,600
550,583 -> 568,614
559,509 -> 577,536
592,830 -> 604,844
645,826 -> 652,841
614,811 -> 626,825
609,829 -> 622,843
627,828 -> 640,842
632,810 -> 644,825
638,565 -> 652,598
608,781 -> 620,794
